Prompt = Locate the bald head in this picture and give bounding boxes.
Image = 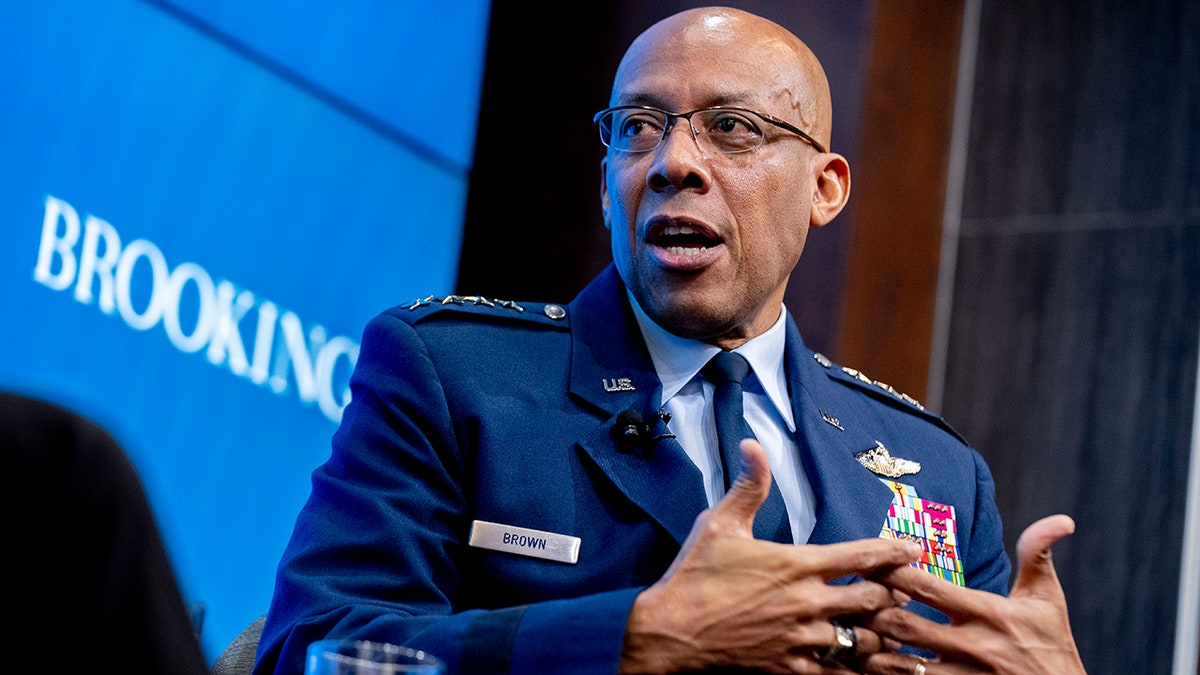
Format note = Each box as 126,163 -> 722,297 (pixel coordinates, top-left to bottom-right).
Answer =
600,6 -> 851,346
611,6 -> 833,148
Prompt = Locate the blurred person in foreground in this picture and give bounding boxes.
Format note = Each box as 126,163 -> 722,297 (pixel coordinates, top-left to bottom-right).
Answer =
255,7 -> 1084,674
1,391 -> 207,675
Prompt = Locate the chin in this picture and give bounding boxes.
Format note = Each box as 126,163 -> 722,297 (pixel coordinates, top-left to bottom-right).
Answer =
647,300 -> 731,340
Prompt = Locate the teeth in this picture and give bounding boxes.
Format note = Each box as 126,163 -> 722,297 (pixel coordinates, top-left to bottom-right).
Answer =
665,246 -> 704,256
662,224 -> 697,236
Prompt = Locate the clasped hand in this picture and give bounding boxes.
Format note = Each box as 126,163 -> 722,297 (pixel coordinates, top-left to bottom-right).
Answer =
620,439 -> 921,674
859,514 -> 1086,675
619,440 -> 1087,674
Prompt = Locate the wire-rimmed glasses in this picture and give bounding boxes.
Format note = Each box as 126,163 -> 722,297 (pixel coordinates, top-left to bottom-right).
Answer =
593,105 -> 826,155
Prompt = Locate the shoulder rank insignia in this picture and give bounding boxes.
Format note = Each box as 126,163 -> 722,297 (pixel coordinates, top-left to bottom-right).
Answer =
405,295 -> 567,320
812,353 -> 926,411
408,295 -> 516,311
855,440 -> 921,478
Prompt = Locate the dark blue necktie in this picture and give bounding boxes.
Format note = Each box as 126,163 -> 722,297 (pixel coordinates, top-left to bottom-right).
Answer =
701,350 -> 793,543
702,350 -> 755,491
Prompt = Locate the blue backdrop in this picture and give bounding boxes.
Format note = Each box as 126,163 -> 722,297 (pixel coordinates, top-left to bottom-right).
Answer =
0,0 -> 490,661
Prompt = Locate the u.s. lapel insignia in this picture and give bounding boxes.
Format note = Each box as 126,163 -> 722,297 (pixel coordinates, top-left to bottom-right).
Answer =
854,440 -> 921,478
602,377 -> 635,392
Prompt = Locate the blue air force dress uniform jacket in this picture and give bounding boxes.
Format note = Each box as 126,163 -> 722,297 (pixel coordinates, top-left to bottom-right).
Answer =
254,265 -> 1011,675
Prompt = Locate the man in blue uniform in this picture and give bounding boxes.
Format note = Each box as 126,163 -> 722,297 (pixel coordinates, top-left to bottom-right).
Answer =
255,7 -> 1083,674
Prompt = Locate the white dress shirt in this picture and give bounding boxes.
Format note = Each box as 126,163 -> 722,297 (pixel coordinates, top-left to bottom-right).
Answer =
627,293 -> 817,544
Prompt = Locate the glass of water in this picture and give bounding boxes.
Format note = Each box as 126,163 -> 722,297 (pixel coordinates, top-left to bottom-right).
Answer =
304,639 -> 444,675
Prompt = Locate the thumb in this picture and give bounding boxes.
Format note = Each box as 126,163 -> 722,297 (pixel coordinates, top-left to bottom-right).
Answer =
1011,514 -> 1075,600
710,438 -> 773,536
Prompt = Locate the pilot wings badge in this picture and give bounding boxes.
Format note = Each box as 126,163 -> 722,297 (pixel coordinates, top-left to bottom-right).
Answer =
855,440 -> 921,478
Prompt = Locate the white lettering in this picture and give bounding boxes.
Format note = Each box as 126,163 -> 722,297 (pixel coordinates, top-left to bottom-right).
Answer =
115,238 -> 169,330
31,195 -> 358,424
33,195 -> 80,291
271,311 -> 322,401
248,300 -> 278,386
163,262 -> 216,353
316,336 -> 358,422
206,281 -> 256,375
75,216 -> 121,313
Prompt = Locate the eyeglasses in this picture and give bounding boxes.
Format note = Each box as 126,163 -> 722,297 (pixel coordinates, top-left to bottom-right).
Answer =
593,105 -> 826,155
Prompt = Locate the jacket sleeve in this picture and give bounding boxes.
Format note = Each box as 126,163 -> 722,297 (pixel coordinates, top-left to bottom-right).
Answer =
962,447 -> 1012,596
252,311 -> 639,675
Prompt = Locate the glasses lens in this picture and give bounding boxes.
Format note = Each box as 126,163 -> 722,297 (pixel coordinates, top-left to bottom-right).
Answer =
693,109 -> 764,153
599,109 -> 667,152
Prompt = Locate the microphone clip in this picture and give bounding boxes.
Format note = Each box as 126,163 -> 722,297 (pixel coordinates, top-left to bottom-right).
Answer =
613,408 -> 675,453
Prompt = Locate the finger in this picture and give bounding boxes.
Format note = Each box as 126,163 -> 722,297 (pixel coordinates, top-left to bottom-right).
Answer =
809,625 -> 891,674
709,438 -> 774,533
862,605 -> 960,658
801,539 -> 924,583
849,625 -> 886,657
861,652 -> 939,675
801,578 -> 912,621
880,636 -> 904,653
871,564 -> 994,621
1011,514 -> 1074,601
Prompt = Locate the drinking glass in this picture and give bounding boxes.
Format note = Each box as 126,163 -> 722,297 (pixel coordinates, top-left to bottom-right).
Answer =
304,639 -> 445,674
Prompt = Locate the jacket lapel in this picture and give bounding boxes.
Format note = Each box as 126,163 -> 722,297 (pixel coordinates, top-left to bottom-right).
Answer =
569,267 -> 709,545
567,269 -> 881,548
784,321 -> 894,547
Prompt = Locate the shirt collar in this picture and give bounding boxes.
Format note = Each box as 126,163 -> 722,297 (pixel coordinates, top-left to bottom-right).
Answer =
626,290 -> 796,431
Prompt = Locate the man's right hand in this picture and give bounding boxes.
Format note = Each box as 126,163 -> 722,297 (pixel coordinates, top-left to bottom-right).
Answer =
619,439 -> 923,674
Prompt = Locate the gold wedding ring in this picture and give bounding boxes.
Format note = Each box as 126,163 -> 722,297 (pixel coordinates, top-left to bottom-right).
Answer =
913,656 -> 928,675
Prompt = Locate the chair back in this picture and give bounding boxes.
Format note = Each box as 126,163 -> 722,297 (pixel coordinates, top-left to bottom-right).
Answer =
210,615 -> 266,675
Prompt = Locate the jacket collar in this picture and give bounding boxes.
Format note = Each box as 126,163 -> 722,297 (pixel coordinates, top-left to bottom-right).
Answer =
569,266 -> 892,547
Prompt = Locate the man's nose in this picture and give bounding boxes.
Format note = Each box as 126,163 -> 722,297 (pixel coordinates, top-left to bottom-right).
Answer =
646,118 -> 710,191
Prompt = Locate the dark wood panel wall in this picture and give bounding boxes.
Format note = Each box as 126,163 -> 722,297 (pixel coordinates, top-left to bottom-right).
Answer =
462,2 -> 1199,673
835,0 -> 964,404
939,1 -> 1199,674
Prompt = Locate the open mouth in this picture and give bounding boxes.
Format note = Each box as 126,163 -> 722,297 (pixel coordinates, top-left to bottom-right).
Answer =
647,219 -> 723,257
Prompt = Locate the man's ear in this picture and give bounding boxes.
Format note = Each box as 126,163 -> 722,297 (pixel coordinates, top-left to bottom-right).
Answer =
810,153 -> 851,228
599,157 -> 612,230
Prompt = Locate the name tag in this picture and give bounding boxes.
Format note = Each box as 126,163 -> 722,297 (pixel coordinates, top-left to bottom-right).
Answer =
468,520 -> 580,564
